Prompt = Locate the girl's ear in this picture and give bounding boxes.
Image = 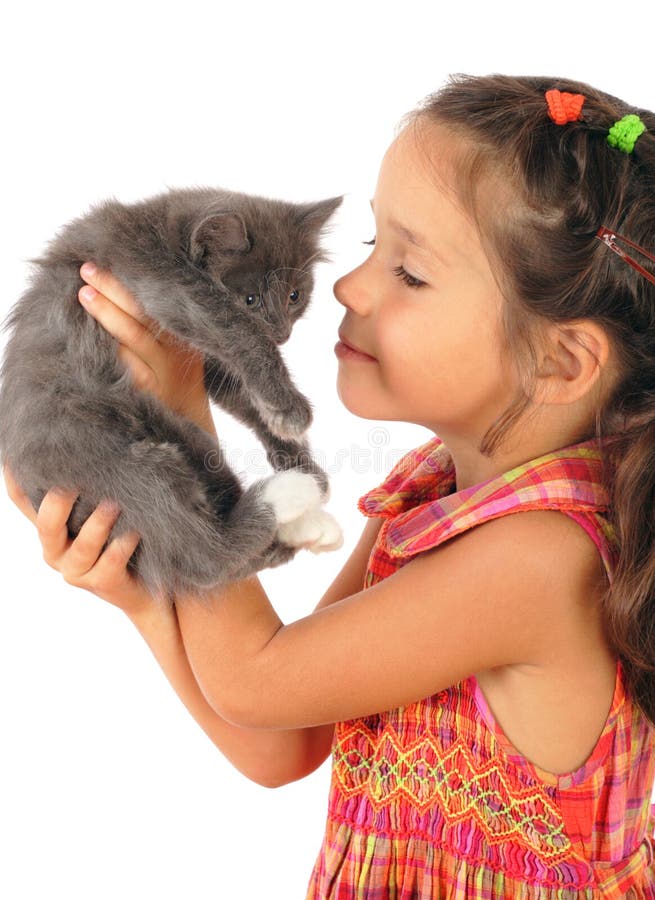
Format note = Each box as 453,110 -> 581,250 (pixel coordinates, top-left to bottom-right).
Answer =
535,320 -> 612,406
296,196 -> 344,232
189,212 -> 251,263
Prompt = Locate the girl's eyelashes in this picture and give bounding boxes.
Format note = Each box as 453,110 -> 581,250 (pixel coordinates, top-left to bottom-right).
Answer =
393,266 -> 425,289
361,237 -> 426,289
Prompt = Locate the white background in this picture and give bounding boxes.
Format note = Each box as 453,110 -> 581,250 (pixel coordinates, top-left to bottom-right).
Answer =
1,2 -> 653,898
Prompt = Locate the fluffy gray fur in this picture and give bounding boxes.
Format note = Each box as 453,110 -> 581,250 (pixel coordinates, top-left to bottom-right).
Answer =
0,186 -> 342,603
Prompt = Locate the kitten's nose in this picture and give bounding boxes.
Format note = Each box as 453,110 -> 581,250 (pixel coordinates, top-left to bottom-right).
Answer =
277,325 -> 292,343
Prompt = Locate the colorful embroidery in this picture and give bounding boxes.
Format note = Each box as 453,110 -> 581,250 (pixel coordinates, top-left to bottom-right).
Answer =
332,722 -> 572,862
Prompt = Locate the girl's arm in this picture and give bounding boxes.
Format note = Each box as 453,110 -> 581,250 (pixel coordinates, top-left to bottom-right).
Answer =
127,600 -> 328,789
125,515 -> 383,787
3,465 -> 382,787
174,508 -> 587,731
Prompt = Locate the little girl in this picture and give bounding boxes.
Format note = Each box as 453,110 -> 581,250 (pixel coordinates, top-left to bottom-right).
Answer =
5,73 -> 655,897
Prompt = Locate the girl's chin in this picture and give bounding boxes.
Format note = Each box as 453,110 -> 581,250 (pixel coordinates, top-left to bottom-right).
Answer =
336,379 -> 386,420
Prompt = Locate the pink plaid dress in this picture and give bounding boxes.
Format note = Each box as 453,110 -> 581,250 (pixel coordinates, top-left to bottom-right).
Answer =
306,435 -> 655,898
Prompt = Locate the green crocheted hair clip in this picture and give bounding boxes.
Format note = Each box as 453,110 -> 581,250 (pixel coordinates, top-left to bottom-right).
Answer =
607,114 -> 647,154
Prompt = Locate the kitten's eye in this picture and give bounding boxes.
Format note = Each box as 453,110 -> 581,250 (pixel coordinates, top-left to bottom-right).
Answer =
245,293 -> 261,308
289,290 -> 301,305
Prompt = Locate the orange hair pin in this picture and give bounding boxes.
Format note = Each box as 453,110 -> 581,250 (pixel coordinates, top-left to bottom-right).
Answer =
545,89 -> 586,124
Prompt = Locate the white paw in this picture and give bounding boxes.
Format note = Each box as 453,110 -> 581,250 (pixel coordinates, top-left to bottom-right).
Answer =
263,411 -> 309,442
277,508 -> 344,553
261,470 -> 322,524
251,397 -> 311,441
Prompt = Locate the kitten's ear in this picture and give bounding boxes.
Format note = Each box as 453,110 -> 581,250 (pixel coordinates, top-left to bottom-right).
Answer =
189,212 -> 251,263
296,196 -> 343,232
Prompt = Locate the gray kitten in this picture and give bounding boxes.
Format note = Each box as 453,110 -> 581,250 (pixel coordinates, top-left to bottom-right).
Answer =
0,187 -> 343,603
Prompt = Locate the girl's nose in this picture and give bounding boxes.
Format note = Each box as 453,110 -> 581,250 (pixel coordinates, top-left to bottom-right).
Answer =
333,264 -> 372,314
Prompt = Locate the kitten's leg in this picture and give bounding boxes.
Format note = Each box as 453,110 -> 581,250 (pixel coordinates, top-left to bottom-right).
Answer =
180,469 -> 321,593
226,538 -> 298,582
94,399 -> 337,597
194,318 -> 313,442
222,473 -> 343,584
231,346 -> 313,444
204,358 -> 330,499
119,414 -> 336,597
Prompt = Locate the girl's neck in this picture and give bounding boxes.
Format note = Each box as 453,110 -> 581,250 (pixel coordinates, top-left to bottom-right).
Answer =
434,423 -> 596,493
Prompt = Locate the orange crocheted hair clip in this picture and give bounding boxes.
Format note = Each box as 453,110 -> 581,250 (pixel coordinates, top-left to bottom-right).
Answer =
545,89 -> 586,124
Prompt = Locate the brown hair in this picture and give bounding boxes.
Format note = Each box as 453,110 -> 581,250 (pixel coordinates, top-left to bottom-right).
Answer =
401,73 -> 655,725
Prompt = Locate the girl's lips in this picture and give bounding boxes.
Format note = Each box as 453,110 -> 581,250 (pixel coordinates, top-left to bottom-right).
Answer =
335,332 -> 377,361
334,340 -> 377,362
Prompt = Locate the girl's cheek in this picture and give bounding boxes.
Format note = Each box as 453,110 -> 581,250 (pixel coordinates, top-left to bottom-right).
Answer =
378,315 -> 417,361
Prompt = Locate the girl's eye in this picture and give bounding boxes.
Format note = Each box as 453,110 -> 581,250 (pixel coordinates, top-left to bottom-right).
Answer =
393,266 -> 425,289
362,238 -> 425,289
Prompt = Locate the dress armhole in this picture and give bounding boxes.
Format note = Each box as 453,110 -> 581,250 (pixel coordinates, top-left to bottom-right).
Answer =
559,509 -> 615,587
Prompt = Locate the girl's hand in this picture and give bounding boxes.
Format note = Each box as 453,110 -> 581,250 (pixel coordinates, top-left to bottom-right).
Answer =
3,465 -> 157,618
78,263 -> 215,433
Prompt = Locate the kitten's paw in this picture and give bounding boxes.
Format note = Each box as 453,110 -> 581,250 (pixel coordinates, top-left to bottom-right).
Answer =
297,463 -> 330,502
259,539 -> 298,571
261,470 -> 322,524
257,396 -> 313,441
277,508 -> 344,553
266,444 -> 330,502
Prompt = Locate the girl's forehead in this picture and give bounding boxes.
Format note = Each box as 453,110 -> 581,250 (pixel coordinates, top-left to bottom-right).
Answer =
378,127 -> 467,211
374,127 -> 482,252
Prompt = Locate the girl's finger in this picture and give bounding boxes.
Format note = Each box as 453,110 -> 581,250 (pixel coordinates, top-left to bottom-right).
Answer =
36,488 -> 81,567
60,499 -> 122,581
84,529 -> 142,591
117,345 -> 159,395
79,263 -> 155,329
78,282 -> 167,368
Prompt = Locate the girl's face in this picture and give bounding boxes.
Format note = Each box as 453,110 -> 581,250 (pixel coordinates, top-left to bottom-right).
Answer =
334,123 -> 519,451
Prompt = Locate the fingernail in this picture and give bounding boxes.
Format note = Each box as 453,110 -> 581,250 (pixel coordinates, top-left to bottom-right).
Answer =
79,285 -> 97,303
99,500 -> 120,515
80,262 -> 97,278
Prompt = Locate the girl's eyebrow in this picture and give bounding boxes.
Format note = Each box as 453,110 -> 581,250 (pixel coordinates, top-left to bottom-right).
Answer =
369,198 -> 447,263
